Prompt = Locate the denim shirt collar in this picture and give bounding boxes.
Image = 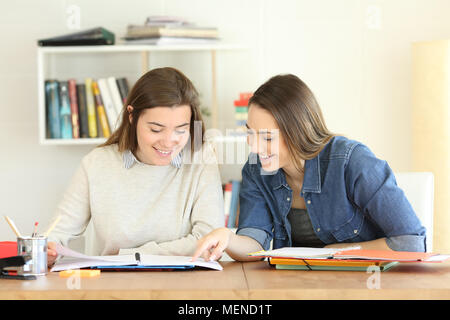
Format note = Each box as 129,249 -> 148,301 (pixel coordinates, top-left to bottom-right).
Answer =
267,153 -> 322,193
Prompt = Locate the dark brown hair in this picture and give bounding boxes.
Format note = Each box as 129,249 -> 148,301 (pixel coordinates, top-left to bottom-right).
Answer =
100,67 -> 204,154
249,74 -> 335,172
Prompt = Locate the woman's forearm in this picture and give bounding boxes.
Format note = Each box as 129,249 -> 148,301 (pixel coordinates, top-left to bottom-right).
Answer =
225,232 -> 264,261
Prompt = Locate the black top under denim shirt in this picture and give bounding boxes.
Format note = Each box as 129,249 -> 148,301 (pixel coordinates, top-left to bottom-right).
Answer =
287,208 -> 325,248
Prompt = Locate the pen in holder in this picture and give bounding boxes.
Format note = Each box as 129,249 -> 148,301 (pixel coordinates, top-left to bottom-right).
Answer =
17,236 -> 47,276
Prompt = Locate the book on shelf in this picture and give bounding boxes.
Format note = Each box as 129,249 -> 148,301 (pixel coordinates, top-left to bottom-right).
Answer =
76,83 -> 89,138
97,78 -> 119,131
84,78 -> 98,138
68,79 -> 80,139
116,78 -> 129,104
125,24 -> 219,39
227,180 -> 240,228
91,80 -> 111,138
38,27 -> 115,46
145,16 -> 192,27
223,183 -> 232,227
45,80 -> 61,139
59,81 -> 73,139
107,77 -> 124,117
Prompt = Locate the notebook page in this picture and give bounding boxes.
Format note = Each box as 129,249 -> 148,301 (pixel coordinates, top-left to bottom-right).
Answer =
140,254 -> 223,271
54,243 -> 134,263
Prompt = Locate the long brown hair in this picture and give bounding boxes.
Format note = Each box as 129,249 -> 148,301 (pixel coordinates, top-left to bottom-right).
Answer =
100,67 -> 205,154
249,74 -> 335,172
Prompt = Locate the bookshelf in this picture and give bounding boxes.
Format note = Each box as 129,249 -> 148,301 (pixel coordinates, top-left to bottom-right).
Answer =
37,44 -> 246,146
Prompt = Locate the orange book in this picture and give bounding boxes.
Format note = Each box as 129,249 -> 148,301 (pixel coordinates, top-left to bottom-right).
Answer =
92,80 -> 111,138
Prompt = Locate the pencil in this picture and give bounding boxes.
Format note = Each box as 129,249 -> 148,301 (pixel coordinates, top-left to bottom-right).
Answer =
32,222 -> 39,237
43,215 -> 61,237
4,216 -> 22,238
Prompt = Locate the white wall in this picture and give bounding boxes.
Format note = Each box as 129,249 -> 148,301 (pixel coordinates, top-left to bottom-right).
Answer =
1,0 -> 450,241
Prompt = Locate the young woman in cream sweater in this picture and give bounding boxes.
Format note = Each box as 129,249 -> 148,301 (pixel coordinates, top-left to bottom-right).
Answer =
47,67 -> 224,265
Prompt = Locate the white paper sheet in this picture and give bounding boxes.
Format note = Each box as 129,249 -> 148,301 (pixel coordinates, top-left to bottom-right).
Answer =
50,244 -> 223,271
248,246 -> 361,259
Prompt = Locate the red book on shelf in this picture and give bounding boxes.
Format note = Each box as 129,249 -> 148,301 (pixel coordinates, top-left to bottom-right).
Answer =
68,79 -> 80,138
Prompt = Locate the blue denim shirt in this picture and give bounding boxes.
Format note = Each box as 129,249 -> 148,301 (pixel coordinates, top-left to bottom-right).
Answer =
236,136 -> 427,252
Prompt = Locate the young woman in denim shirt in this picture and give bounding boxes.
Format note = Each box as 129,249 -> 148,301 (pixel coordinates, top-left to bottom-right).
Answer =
193,74 -> 426,262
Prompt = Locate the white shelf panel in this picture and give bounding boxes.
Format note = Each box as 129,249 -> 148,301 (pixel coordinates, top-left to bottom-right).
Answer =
40,138 -> 106,146
38,43 -> 246,54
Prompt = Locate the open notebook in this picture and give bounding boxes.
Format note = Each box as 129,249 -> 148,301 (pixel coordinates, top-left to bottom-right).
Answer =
50,244 -> 222,272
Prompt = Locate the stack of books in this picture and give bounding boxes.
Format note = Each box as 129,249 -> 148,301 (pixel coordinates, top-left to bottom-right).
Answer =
248,247 -> 450,271
233,92 -> 252,135
45,77 -> 129,139
123,16 -> 219,45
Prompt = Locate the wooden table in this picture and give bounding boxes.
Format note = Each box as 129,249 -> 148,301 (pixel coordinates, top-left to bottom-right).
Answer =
1,261 -> 450,300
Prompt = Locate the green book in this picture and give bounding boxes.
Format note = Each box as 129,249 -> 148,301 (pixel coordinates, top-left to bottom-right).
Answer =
275,261 -> 399,272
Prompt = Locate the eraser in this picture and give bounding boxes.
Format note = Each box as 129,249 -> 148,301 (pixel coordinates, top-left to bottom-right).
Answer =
59,269 -> 101,278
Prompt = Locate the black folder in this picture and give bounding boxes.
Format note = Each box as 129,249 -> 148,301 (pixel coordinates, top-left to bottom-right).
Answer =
38,27 -> 115,46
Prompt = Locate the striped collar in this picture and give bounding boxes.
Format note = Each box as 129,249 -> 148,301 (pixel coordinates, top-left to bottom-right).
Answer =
122,150 -> 182,169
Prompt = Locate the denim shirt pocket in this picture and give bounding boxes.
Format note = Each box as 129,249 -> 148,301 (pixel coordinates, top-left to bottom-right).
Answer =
273,221 -> 288,240
331,211 -> 365,242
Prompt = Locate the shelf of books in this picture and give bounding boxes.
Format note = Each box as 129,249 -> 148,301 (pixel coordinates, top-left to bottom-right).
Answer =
37,44 -> 246,146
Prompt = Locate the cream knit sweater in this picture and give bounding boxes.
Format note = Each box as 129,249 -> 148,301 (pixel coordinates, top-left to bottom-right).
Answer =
48,143 -> 224,256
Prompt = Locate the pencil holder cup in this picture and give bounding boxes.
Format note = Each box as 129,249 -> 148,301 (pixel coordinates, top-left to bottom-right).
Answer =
17,236 -> 48,276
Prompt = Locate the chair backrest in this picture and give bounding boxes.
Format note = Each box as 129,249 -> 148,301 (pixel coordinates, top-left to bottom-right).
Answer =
394,172 -> 434,252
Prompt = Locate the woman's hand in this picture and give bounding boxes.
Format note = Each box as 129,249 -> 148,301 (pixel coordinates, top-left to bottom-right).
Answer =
47,241 -> 58,267
191,227 -> 233,262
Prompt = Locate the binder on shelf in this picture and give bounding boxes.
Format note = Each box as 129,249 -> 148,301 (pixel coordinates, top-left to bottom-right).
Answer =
38,27 -> 115,46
